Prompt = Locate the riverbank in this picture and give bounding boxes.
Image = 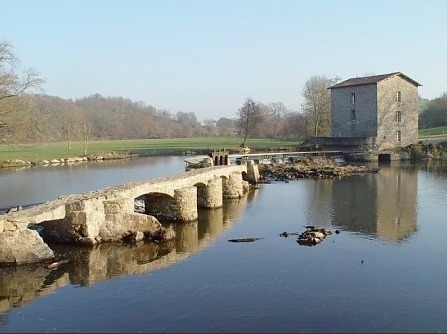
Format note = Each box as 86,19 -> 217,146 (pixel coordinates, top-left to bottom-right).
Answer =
406,141 -> 447,160
0,138 -> 299,169
0,151 -> 140,169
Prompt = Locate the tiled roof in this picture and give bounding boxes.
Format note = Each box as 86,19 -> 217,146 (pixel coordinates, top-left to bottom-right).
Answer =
329,72 -> 422,89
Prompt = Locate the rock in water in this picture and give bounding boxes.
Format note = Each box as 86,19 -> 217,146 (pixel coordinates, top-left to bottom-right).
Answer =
228,238 -> 263,243
0,229 -> 54,265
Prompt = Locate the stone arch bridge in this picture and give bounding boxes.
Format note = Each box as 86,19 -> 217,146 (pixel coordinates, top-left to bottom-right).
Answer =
0,164 -> 258,265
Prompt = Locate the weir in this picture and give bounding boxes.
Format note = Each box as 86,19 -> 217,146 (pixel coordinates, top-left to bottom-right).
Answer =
0,164 -> 256,266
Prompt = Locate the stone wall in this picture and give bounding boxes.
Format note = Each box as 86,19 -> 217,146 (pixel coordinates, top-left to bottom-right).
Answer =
376,76 -> 418,150
331,84 -> 378,138
310,136 -> 377,151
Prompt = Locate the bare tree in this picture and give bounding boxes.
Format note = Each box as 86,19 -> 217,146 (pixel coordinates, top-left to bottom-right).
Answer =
236,97 -> 264,147
301,75 -> 340,137
201,119 -> 218,137
282,111 -> 306,139
1,42 -> 44,119
60,102 -> 83,150
267,102 -> 288,138
0,40 -> 45,143
78,111 -> 93,155
216,117 -> 236,137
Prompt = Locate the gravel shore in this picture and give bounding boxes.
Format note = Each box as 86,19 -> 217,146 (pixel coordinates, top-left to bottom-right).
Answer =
258,157 -> 379,182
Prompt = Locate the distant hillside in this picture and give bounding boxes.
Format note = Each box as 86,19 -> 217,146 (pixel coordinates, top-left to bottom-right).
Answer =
418,93 -> 447,129
1,93 -> 305,145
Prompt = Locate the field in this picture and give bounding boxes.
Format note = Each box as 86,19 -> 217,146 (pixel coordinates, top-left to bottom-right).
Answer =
418,126 -> 447,138
0,138 -> 300,162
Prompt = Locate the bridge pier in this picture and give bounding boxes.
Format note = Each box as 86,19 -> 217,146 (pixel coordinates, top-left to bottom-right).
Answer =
244,161 -> 260,184
66,199 -> 103,242
197,176 -> 223,209
223,172 -> 248,199
174,186 -> 198,222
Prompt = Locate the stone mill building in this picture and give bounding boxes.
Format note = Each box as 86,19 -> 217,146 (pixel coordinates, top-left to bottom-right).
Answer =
327,72 -> 421,155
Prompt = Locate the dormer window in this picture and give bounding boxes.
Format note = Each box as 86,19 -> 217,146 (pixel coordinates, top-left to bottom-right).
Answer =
396,91 -> 401,103
350,92 -> 356,104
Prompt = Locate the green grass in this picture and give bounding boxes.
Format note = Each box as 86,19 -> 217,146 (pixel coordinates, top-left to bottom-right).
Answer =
0,138 -> 300,162
419,126 -> 447,138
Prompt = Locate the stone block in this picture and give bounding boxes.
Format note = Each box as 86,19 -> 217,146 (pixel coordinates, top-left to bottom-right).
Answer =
3,220 -> 17,231
0,229 -> 54,265
66,201 -> 86,212
67,211 -> 88,225
103,198 -> 133,214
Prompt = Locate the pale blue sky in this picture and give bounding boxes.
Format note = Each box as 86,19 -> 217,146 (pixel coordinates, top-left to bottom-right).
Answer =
1,0 -> 446,121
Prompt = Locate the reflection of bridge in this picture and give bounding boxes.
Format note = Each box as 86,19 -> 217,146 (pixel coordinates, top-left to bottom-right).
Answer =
0,165 -> 256,265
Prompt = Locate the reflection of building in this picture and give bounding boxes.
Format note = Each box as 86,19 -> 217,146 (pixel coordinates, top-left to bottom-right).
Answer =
303,179 -> 334,228
308,165 -> 418,243
331,175 -> 378,234
375,164 -> 418,242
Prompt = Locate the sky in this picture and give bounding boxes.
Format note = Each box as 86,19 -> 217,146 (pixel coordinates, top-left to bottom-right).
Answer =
1,0 -> 446,121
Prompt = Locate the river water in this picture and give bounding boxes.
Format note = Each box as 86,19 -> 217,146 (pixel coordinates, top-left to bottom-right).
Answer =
0,156 -> 446,333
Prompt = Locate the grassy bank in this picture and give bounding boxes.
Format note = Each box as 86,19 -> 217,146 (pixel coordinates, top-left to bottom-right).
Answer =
418,126 -> 447,138
0,138 -> 300,162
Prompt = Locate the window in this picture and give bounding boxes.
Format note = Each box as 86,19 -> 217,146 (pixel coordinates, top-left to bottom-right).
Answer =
396,110 -> 402,122
396,130 -> 401,142
396,91 -> 401,103
351,109 -> 356,120
351,92 -> 356,104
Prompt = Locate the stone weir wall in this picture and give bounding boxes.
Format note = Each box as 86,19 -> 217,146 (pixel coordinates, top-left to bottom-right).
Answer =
0,165 -> 252,266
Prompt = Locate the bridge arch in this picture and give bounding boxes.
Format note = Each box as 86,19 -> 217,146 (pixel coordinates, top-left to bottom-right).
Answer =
139,192 -> 178,222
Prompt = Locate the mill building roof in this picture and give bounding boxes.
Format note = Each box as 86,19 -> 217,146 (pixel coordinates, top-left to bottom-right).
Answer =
329,72 -> 422,89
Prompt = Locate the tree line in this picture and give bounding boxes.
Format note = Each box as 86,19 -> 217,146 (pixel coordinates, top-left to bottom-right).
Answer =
0,93 -> 308,147
418,93 -> 447,129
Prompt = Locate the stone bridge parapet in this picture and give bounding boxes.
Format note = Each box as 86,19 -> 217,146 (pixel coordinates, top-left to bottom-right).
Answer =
0,164 -> 254,265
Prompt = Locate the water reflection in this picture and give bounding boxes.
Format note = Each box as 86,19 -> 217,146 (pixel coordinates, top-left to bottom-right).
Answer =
328,162 -> 418,243
422,159 -> 447,179
0,192 -> 253,313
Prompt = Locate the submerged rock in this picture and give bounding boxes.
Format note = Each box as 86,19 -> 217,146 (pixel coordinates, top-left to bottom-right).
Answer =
228,238 -> 263,243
